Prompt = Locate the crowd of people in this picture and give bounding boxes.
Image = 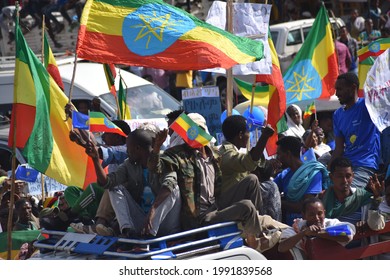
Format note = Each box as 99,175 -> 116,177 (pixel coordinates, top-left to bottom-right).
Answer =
0,70 -> 389,259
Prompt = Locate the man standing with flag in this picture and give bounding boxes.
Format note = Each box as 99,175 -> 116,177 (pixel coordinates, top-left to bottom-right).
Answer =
329,73 -> 381,189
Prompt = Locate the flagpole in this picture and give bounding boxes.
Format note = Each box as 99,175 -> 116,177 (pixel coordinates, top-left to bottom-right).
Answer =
314,100 -> 317,121
7,1 -> 21,260
65,31 -> 80,121
41,15 -> 45,64
328,7 -> 340,73
120,73 -> 130,119
226,0 -> 233,116
40,17 -> 46,201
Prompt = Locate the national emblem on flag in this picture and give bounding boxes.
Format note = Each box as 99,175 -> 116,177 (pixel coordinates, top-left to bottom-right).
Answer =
170,113 -> 212,148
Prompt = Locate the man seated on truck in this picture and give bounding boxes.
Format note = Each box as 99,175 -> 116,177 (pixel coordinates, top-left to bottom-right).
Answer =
218,115 -> 274,215
274,136 -> 329,226
321,157 -> 383,225
72,127 -> 182,239
278,197 -> 355,257
148,113 -> 289,253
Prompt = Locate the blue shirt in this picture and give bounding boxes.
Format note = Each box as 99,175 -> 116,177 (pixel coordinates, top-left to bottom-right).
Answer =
333,98 -> 380,170
274,168 -> 322,225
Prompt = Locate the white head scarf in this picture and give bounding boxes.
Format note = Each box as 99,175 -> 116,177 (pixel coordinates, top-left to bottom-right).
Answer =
283,104 -> 305,138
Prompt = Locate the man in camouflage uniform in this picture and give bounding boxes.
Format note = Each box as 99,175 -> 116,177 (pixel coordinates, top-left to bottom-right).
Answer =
148,113 -> 288,252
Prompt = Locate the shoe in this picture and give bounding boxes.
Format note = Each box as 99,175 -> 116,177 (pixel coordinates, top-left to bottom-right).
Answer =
96,224 -> 115,236
256,230 -> 282,253
70,222 -> 96,234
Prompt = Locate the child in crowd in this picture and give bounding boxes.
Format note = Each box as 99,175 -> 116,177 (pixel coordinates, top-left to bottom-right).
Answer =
278,197 -> 355,258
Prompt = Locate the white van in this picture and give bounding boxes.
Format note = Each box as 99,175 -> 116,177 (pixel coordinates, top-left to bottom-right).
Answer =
270,17 -> 345,73
0,59 -> 181,126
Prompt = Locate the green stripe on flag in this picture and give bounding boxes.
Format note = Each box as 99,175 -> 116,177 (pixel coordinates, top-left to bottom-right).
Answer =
16,23 -> 53,172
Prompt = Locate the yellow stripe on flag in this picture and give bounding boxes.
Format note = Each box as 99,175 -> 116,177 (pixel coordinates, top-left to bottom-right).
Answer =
14,60 -> 36,106
181,26 -> 256,63
83,1 -> 136,36
196,134 -> 211,145
176,117 -> 191,131
46,78 -> 88,187
89,118 -> 106,125
312,22 -> 334,79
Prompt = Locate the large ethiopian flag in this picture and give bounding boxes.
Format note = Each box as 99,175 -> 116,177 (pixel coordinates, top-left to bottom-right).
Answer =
76,0 -> 264,70
283,5 -> 338,105
8,22 -> 96,189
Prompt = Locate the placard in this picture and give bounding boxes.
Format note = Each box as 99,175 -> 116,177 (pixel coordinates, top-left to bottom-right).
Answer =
182,87 -> 222,137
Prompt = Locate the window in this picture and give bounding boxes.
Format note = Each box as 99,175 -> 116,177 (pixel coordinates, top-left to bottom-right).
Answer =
286,29 -> 302,46
303,27 -> 311,40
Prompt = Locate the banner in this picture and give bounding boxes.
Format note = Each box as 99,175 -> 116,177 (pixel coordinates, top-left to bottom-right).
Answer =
182,86 -> 221,137
364,49 -> 390,132
205,1 -> 272,75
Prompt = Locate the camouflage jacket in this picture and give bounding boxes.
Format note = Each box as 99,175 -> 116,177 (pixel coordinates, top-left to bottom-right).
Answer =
148,144 -> 222,230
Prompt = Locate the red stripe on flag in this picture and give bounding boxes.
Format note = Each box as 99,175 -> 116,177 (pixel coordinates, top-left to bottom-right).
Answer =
319,53 -> 338,99
8,103 -> 36,148
77,31 -> 238,70
47,64 -> 64,91
170,122 -> 203,148
89,124 -> 126,137
359,50 -> 386,62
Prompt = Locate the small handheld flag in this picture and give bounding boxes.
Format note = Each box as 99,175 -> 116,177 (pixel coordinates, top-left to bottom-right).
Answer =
72,111 -> 89,130
15,165 -> 39,182
170,113 -> 212,148
89,111 -> 127,137
325,224 -> 351,236
303,101 -> 316,119
300,148 -> 317,162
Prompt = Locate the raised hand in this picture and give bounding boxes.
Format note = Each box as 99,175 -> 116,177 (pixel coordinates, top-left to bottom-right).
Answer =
152,129 -> 168,153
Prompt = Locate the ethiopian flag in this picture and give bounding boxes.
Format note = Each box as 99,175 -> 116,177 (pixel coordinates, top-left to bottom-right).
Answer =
43,32 -> 64,91
8,22 -> 96,189
283,5 -> 338,105
357,38 -> 390,62
89,111 -> 127,136
0,230 -> 42,259
234,78 -> 271,107
235,30 -> 286,156
170,113 -> 212,148
358,56 -> 375,97
77,0 -> 264,70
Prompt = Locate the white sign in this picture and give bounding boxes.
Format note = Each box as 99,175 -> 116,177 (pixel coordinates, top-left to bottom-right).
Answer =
205,1 -> 272,75
182,86 -> 220,100
364,49 -> 390,132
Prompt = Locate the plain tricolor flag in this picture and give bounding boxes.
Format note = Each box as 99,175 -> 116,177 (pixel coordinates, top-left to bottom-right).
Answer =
76,0 -> 264,70
8,22 -> 97,189
43,32 -> 64,91
253,30 -> 286,156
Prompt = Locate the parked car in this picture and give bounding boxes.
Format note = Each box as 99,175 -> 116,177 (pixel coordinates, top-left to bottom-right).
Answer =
0,59 -> 182,130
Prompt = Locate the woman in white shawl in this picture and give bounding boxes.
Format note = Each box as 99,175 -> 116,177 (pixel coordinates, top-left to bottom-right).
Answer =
282,104 -> 305,139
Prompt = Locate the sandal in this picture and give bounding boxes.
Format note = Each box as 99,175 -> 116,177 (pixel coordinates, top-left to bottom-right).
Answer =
70,222 -> 96,234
